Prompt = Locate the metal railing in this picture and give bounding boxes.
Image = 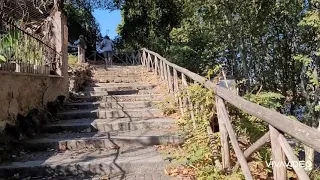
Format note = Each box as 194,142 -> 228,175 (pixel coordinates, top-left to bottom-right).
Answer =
0,18 -> 61,75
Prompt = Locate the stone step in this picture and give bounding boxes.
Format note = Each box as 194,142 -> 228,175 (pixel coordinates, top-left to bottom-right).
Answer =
93,70 -> 150,76
65,101 -> 160,110
94,76 -> 145,83
81,90 -> 154,96
43,117 -> 176,133
0,146 -> 173,179
93,65 -> 145,69
89,83 -> 155,88
57,108 -> 162,120
22,130 -> 181,151
84,84 -> 155,92
70,94 -> 165,103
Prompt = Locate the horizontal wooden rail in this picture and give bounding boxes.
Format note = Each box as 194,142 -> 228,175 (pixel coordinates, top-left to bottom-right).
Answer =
139,48 -> 320,180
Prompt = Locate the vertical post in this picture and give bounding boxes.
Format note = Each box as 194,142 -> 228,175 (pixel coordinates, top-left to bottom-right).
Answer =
182,74 -> 195,127
167,65 -> 173,93
215,96 -> 231,169
141,51 -> 145,66
173,69 -> 183,114
149,54 -> 153,72
154,56 -> 158,75
147,53 -> 150,71
163,62 -> 169,91
159,60 -> 163,80
269,125 -> 287,180
181,73 -> 188,114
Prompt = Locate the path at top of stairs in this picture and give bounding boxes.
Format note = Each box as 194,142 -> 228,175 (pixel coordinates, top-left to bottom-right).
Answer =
0,64 -> 180,180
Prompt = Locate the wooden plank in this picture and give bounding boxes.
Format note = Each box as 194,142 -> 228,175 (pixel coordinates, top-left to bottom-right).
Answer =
181,73 -> 188,114
233,131 -> 270,172
154,56 -> 158,75
164,62 -> 169,91
160,60 -> 164,80
167,64 -> 173,93
182,74 -> 196,128
173,69 -> 180,105
147,53 -> 151,71
278,134 -> 310,180
150,55 -> 154,71
216,96 -> 253,180
142,51 -> 146,66
215,96 -> 231,170
269,125 -> 287,180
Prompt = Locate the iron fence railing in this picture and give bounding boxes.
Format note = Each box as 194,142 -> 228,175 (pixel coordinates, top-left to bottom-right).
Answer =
0,18 -> 61,75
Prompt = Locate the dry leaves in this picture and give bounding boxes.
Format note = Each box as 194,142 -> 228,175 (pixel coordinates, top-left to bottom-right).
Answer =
164,166 -> 195,179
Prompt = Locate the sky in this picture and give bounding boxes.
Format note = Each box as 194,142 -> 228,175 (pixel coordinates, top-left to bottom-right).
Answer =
93,10 -> 122,39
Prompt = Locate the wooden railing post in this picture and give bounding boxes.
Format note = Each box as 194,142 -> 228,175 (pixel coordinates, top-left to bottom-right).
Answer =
269,125 -> 287,180
142,50 -> 146,66
215,96 -> 231,170
150,55 -> 154,71
147,53 -> 151,71
167,65 -> 173,93
154,56 -> 158,75
160,60 -> 164,80
173,69 -> 182,109
182,73 -> 196,127
216,96 -> 253,179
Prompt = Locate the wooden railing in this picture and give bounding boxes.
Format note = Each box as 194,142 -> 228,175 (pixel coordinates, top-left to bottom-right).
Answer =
139,48 -> 320,180
86,50 -> 141,65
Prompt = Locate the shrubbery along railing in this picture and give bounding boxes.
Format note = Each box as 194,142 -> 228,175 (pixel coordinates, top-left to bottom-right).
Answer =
0,18 -> 61,75
135,48 -> 320,180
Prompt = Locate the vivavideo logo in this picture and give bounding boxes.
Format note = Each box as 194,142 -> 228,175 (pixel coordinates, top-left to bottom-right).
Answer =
265,160 -> 313,169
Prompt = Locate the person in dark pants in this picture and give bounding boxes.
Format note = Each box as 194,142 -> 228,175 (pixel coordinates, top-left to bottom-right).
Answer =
100,36 -> 114,70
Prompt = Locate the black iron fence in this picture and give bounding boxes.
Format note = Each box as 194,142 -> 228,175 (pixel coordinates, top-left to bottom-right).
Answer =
0,18 -> 61,75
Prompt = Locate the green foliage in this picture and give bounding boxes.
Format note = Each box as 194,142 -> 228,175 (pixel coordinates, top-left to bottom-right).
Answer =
0,30 -> 44,65
68,54 -> 78,65
233,92 -> 284,162
174,84 -> 222,179
63,2 -> 101,52
156,96 -> 176,116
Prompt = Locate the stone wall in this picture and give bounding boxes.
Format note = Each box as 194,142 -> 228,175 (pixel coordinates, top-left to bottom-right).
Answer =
0,10 -> 69,133
0,72 -> 69,132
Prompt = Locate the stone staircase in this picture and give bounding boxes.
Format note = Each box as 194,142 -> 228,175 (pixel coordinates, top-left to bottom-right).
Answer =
0,65 -> 180,179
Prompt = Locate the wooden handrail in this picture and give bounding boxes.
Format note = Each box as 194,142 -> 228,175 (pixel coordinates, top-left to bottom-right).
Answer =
139,48 -> 320,179
141,48 -> 320,152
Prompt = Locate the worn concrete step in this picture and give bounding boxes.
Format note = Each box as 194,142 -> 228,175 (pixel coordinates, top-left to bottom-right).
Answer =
93,65 -> 145,69
65,101 -> 160,110
22,130 -> 181,151
70,94 -> 164,103
84,84 -> 155,92
57,108 -> 162,120
88,83 -> 156,88
0,146 -> 173,179
94,76 -> 145,83
94,70 -> 150,76
43,117 -> 176,133
82,89 -> 155,96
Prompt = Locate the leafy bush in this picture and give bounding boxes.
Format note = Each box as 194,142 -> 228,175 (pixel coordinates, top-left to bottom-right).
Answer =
0,30 -> 45,65
68,54 -> 78,65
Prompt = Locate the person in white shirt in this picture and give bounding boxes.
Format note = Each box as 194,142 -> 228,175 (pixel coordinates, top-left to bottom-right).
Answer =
100,36 -> 114,69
